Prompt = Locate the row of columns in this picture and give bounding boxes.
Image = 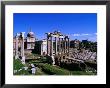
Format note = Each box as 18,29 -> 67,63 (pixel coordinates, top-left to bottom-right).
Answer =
50,36 -> 69,55
46,32 -> 70,65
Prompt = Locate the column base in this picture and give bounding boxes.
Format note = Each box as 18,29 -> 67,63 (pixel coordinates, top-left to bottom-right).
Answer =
51,56 -> 55,65
15,55 -> 18,59
21,56 -> 25,64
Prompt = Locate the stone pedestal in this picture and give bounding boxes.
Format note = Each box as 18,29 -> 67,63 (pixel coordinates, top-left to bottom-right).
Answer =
21,56 -> 25,64
15,55 -> 18,59
51,55 -> 55,65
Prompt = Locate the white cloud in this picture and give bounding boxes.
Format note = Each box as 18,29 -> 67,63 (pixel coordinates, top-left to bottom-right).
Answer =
82,33 -> 92,36
72,33 -> 91,36
73,34 -> 81,36
68,33 -> 97,42
94,33 -> 97,35
68,33 -> 97,37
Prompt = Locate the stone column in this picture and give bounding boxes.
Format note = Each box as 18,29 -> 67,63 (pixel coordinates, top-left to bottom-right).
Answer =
15,34 -> 19,59
67,37 -> 70,56
55,37 -> 57,55
59,37 -> 61,53
61,38 -> 64,53
41,42 -> 43,55
20,40 -> 22,56
50,36 -> 53,56
22,32 -> 25,57
47,34 -> 49,55
21,32 -> 25,64
50,35 -> 55,65
64,37 -> 66,54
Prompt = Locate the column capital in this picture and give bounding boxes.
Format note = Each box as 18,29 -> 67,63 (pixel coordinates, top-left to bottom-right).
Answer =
21,32 -> 25,38
16,33 -> 20,37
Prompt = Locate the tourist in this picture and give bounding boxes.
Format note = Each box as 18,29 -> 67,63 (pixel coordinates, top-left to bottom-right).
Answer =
31,67 -> 36,75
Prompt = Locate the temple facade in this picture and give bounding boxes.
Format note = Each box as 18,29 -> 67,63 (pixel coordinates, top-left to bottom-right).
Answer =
46,31 -> 70,56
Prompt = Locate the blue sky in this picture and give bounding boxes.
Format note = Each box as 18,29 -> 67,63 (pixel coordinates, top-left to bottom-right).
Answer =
13,13 -> 97,41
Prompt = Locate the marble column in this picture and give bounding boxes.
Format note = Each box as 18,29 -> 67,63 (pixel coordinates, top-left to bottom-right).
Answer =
50,35 -> 55,65
20,39 -> 22,57
61,38 -> 64,53
59,38 -> 61,53
55,37 -> 57,55
15,34 -> 18,59
21,32 -> 25,64
50,36 -> 53,56
41,42 -> 43,55
47,34 -> 49,55
67,37 -> 70,56
64,37 -> 66,54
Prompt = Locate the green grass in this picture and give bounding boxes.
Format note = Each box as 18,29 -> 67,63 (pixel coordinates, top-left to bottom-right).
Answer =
13,58 -> 47,75
14,57 -> 96,75
54,65 -> 96,75
14,69 -> 31,75
13,59 -> 24,70
39,63 -> 70,75
71,71 -> 96,75
36,63 -> 96,75
35,68 -> 47,75
13,59 -> 30,75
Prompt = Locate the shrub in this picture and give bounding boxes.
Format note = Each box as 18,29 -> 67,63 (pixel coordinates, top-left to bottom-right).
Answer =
13,59 -> 24,70
40,64 -> 70,75
13,59 -> 30,75
14,69 -> 30,75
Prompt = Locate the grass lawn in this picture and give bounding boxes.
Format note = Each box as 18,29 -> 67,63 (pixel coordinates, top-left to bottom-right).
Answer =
13,55 -> 96,75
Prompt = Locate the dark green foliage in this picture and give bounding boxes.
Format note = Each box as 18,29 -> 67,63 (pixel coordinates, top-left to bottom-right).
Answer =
14,69 -> 31,75
45,55 -> 53,64
39,63 -> 70,75
85,61 -> 97,70
13,59 -> 24,70
32,41 -> 41,55
13,59 -> 30,75
38,63 -> 95,75
71,71 -> 96,75
60,62 -> 82,71
13,57 -> 96,75
38,56 -> 53,64
81,40 -> 97,52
